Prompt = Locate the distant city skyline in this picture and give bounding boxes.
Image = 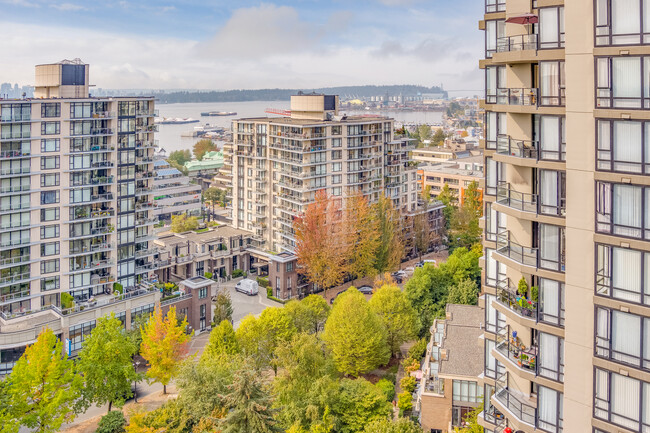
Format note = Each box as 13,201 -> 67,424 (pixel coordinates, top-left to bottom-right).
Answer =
0,0 -> 483,91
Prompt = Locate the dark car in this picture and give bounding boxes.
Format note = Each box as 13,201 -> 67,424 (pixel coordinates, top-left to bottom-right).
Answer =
330,289 -> 348,304
357,285 -> 373,295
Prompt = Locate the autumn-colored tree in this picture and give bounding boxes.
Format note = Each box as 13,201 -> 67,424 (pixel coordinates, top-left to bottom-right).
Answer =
193,139 -> 217,161
5,328 -> 81,433
372,272 -> 396,291
294,189 -> 349,292
140,305 -> 191,394
410,212 -> 431,261
343,193 -> 379,279
372,195 -> 404,274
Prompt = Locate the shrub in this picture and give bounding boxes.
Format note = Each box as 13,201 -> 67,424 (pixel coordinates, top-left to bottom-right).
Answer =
531,285 -> 539,302
400,375 -> 416,393
257,276 -> 270,288
397,391 -> 413,413
204,272 -> 213,280
403,358 -> 420,374
407,338 -> 428,361
61,292 -> 75,309
232,269 -> 245,278
517,277 -> 529,297
113,283 -> 123,295
96,411 -> 126,433
376,378 -> 395,402
266,287 -> 273,298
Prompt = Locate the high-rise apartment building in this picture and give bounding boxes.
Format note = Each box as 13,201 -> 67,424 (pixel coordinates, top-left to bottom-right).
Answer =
229,94 -> 422,253
0,60 -> 160,373
479,1 -> 650,433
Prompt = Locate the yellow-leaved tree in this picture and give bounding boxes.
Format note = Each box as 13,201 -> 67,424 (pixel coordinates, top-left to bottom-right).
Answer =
140,305 -> 191,394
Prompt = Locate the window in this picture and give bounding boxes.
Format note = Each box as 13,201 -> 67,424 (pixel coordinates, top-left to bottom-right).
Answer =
131,304 -> 154,325
539,223 -> 565,272
485,293 -> 503,334
199,288 -> 208,299
485,157 -> 505,196
332,162 -> 342,172
40,224 -> 59,239
539,170 -> 566,217
286,261 -> 293,272
41,242 -> 59,257
595,243 -> 650,305
485,0 -> 505,13
485,19 -> 505,57
40,191 -> 59,205
485,202 -> 506,242
40,208 -> 59,222
40,276 -> 59,291
484,249 -> 498,287
40,173 -> 59,187
597,307 -> 650,370
485,110 -> 506,148
452,380 -> 482,403
538,278 -> 565,327
40,122 -> 60,135
597,119 -> 650,174
331,150 -> 342,160
40,156 -> 59,170
40,259 -> 59,274
533,115 -> 566,161
538,332 -> 564,382
41,139 -> 59,152
595,0 -> 650,46
537,386 -> 563,433
332,187 -> 342,196
539,61 -> 566,106
538,7 -> 565,49
41,103 -> 60,118
595,368 -> 650,432
69,320 -> 96,352
596,182 -> 650,239
596,56 -> 650,109
484,339 -> 498,379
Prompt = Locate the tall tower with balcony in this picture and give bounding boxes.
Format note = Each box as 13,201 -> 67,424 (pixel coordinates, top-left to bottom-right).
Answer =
0,60 -> 159,374
480,1 -> 650,433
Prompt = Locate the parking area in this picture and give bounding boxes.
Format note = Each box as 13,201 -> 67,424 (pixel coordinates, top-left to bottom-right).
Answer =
215,278 -> 279,328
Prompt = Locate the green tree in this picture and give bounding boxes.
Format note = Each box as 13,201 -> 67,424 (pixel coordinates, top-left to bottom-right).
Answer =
284,295 -> 330,334
453,402 -> 484,433
362,418 -> 422,433
140,306 -> 191,394
322,288 -> 390,376
126,313 -> 149,356
396,391 -> 412,413
410,212 -> 431,261
193,139 -> 217,161
330,378 -> 392,433
213,286 -> 234,325
446,279 -> 479,305
373,195 -> 404,274
369,285 -> 418,356
170,214 -> 199,233
204,187 -> 227,216
273,333 -> 337,431
6,328 -> 81,433
203,320 -> 239,360
375,379 -> 395,402
96,411 -> 127,433
77,313 -> 138,412
125,399 -> 193,433
449,180 -> 482,251
168,150 -> 192,166
236,308 -> 296,372
431,128 -> 447,146
221,364 -> 280,433
0,379 -> 18,433
167,159 -> 189,176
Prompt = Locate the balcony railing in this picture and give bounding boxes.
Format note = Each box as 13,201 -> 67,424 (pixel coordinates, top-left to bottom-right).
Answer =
494,383 -> 537,427
0,254 -> 30,267
497,34 -> 538,53
496,231 -> 538,268
496,278 -> 538,321
495,326 -> 538,373
0,150 -> 30,159
0,289 -> 30,304
496,182 -> 566,217
496,135 -> 566,162
494,88 -> 538,106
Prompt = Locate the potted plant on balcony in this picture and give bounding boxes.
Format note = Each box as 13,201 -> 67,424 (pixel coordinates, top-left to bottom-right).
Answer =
531,285 -> 539,303
517,277 -> 529,298
519,353 -> 528,368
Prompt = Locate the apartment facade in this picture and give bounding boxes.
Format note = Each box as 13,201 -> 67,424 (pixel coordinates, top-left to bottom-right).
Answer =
152,159 -> 202,221
0,60 -> 161,372
479,1 -> 650,433
418,157 -> 484,204
229,94 -> 420,253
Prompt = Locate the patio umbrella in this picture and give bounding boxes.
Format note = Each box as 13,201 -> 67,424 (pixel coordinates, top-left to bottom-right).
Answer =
506,13 -> 539,25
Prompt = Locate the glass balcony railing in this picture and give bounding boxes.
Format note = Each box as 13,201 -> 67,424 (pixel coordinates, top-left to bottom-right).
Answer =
496,278 -> 538,321
497,34 -> 538,52
496,135 -> 566,162
494,382 -> 537,426
496,182 -> 566,217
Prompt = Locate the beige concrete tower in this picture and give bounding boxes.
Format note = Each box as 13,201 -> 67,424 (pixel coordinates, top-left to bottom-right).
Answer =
479,1 -> 650,432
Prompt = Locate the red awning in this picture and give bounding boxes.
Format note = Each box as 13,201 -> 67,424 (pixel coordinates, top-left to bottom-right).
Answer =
506,13 -> 539,25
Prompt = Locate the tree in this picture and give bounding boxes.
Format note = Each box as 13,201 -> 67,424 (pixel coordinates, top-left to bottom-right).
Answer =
125,399 -> 193,433
411,212 -> 431,261
0,379 -> 18,433
372,195 -> 403,274
396,391 -> 412,413
170,214 -> 199,233
140,306 -> 191,394
77,313 -> 138,412
5,328 -> 81,433
283,295 -> 330,334
446,279 -> 479,305
322,288 -> 390,376
369,285 -> 419,356
168,150 -> 192,166
343,193 -> 380,279
431,128 -> 447,147
204,187 -> 227,216
96,411 -> 127,433
362,418 -> 422,433
449,181 -> 482,251
203,320 -> 239,360
126,313 -> 149,356
453,402 -> 484,433
221,364 -> 280,433
329,378 -> 392,433
294,189 -> 349,292
167,159 -> 189,176
236,308 -> 296,372
193,139 -> 217,161
213,286 -> 234,325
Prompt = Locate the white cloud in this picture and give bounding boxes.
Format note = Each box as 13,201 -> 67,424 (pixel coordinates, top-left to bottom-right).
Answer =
50,2 -> 86,11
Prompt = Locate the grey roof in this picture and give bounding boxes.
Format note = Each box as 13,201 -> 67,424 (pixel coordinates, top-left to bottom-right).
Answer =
438,304 -> 484,378
154,160 -> 168,168
156,168 -> 182,177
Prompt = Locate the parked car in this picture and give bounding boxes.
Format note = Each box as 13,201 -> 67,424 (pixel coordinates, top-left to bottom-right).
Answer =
357,285 -> 373,295
391,270 -> 406,283
423,259 -> 437,266
235,279 -> 259,296
330,289 -> 348,304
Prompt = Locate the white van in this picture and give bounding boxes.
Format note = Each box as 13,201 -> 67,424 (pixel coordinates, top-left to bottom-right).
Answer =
235,279 -> 259,296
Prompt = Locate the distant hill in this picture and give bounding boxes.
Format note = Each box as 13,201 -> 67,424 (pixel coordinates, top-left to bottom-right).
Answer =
150,85 -> 447,104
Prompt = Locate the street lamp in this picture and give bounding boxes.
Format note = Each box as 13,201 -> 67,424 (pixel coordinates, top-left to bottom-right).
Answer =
133,360 -> 141,403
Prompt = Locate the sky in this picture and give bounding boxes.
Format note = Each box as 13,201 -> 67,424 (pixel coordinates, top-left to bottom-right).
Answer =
0,0 -> 484,92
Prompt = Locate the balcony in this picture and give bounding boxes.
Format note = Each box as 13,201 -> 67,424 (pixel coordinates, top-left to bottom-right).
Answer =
68,128 -> 114,137
58,287 -> 155,316
496,135 -> 566,162
0,167 -> 30,176
495,327 -> 538,374
0,289 -> 31,305
496,279 -> 538,322
68,259 -> 114,274
496,231 -> 565,273
0,113 -> 30,123
0,149 -> 31,159
0,254 -> 31,268
70,208 -> 115,222
68,242 -> 113,256
497,34 -> 538,53
494,383 -> 537,427
70,176 -> 114,187
489,88 -> 538,106
496,182 -> 565,218
0,272 -> 30,286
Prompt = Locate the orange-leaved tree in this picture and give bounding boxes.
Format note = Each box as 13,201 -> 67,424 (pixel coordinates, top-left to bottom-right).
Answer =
343,192 -> 380,279
294,189 -> 349,295
140,305 -> 191,394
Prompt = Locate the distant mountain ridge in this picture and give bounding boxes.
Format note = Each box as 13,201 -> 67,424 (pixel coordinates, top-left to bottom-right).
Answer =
110,85 -> 447,104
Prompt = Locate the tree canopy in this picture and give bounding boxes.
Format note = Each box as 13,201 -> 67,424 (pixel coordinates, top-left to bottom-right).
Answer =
369,285 -> 419,356
170,214 -> 199,233
193,139 -> 217,161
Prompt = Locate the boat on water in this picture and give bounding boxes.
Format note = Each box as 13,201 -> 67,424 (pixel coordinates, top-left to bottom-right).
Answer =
200,111 -> 237,117
155,117 -> 200,125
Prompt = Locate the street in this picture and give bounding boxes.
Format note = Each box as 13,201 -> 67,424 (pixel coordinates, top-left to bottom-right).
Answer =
217,277 -> 280,328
